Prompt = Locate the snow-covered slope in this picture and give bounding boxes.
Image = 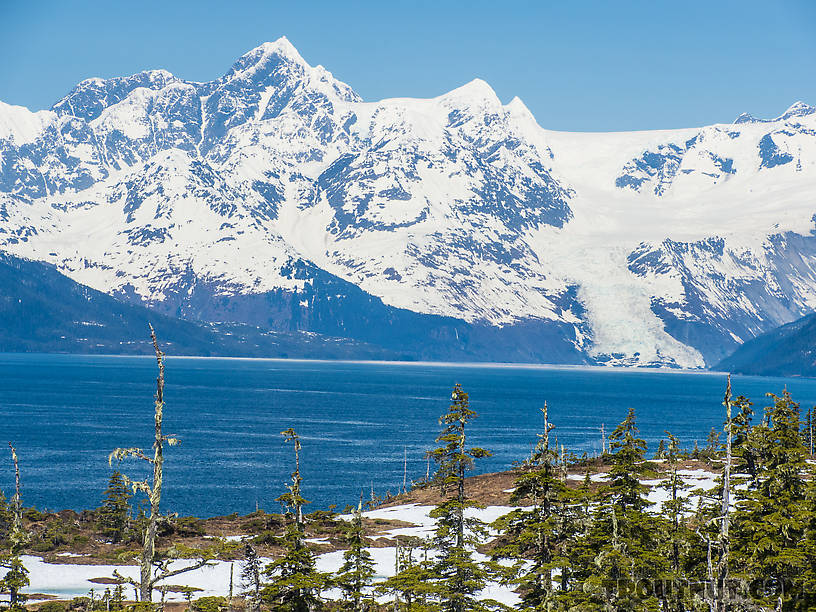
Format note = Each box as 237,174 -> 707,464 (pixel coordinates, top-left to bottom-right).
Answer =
1,37 -> 815,366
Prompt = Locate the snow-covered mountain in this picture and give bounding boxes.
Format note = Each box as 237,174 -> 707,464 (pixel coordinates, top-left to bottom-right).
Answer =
1,37 -> 815,366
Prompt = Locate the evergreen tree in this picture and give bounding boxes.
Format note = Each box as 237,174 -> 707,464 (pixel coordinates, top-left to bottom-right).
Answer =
0,488 -> 10,542
803,405 -> 814,457
334,500 -> 375,610
262,428 -> 328,611
701,427 -> 722,462
427,383 -> 501,612
491,402 -> 573,609
0,557 -> 29,611
658,432 -> 693,612
606,408 -> 653,513
241,543 -> 262,612
731,395 -> 756,480
732,391 -> 814,610
262,520 -> 328,611
378,536 -> 435,611
565,408 -> 666,609
553,471 -> 596,607
801,465 -> 816,604
653,438 -> 667,461
98,470 -> 132,544
111,582 -> 126,610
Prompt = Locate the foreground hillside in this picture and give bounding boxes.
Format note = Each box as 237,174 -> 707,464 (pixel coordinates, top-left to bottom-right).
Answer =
1,38 -> 816,366
2,459 -> 721,606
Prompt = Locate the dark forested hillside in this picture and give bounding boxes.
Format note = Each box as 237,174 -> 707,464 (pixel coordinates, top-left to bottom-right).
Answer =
714,311 -> 816,376
0,254 -> 401,359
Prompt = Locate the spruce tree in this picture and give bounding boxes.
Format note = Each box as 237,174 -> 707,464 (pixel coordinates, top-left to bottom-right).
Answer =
334,500 -> 375,610
730,395 -> 756,481
0,557 -> 28,611
98,470 -> 132,544
565,408 -> 665,609
606,408 -> 653,512
654,438 -> 667,460
0,488 -> 10,542
732,391 -> 814,610
262,428 -> 328,611
553,471 -> 596,607
491,402 -> 572,609
241,543 -> 262,612
701,427 -> 722,463
801,463 -> 816,604
426,383 -> 500,612
379,536 -> 435,610
685,381 -> 743,611
658,432 -> 693,612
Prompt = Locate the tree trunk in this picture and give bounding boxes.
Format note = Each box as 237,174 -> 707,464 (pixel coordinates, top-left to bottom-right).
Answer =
457,419 -> 465,550
8,443 -> 22,535
227,562 -> 234,612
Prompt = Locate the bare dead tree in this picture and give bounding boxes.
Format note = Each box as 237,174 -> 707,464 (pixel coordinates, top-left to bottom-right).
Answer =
109,325 -> 215,602
402,446 -> 408,495
541,401 -> 555,452
1,444 -> 30,609
7,444 -> 21,538
696,525 -> 717,612
280,428 -> 304,526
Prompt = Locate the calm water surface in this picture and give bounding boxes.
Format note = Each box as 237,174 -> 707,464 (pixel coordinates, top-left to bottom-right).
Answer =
1,354 -> 813,517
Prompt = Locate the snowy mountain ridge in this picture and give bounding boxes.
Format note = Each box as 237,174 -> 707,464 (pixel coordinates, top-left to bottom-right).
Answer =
1,38 -> 815,367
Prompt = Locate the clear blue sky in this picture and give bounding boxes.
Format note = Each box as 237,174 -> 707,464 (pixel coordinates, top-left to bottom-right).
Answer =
1,0 -> 814,131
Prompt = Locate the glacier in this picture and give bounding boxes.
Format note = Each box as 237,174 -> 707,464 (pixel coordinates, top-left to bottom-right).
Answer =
1,37 -> 815,367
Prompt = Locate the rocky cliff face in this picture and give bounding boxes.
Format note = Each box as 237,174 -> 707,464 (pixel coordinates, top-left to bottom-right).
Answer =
1,37 -> 815,366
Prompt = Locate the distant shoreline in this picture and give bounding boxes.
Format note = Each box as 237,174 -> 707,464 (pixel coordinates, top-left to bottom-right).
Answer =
0,350 -> 731,376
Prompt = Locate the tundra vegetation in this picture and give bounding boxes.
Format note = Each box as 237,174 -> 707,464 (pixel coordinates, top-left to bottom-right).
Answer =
1,335 -> 815,611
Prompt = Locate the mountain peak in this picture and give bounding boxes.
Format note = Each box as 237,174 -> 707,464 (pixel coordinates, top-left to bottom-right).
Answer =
441,78 -> 500,107
0,101 -> 55,144
778,100 -> 815,121
229,37 -> 308,79
733,111 -> 757,125
506,95 -> 533,117
256,37 -> 302,61
50,68 -> 178,120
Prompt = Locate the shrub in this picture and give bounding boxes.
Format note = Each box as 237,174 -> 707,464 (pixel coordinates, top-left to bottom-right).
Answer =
174,516 -> 205,537
192,596 -> 227,612
24,507 -> 48,522
251,530 -> 281,545
67,598 -> 91,611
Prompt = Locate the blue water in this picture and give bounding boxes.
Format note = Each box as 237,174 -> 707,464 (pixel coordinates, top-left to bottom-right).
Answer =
0,353 -> 814,518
